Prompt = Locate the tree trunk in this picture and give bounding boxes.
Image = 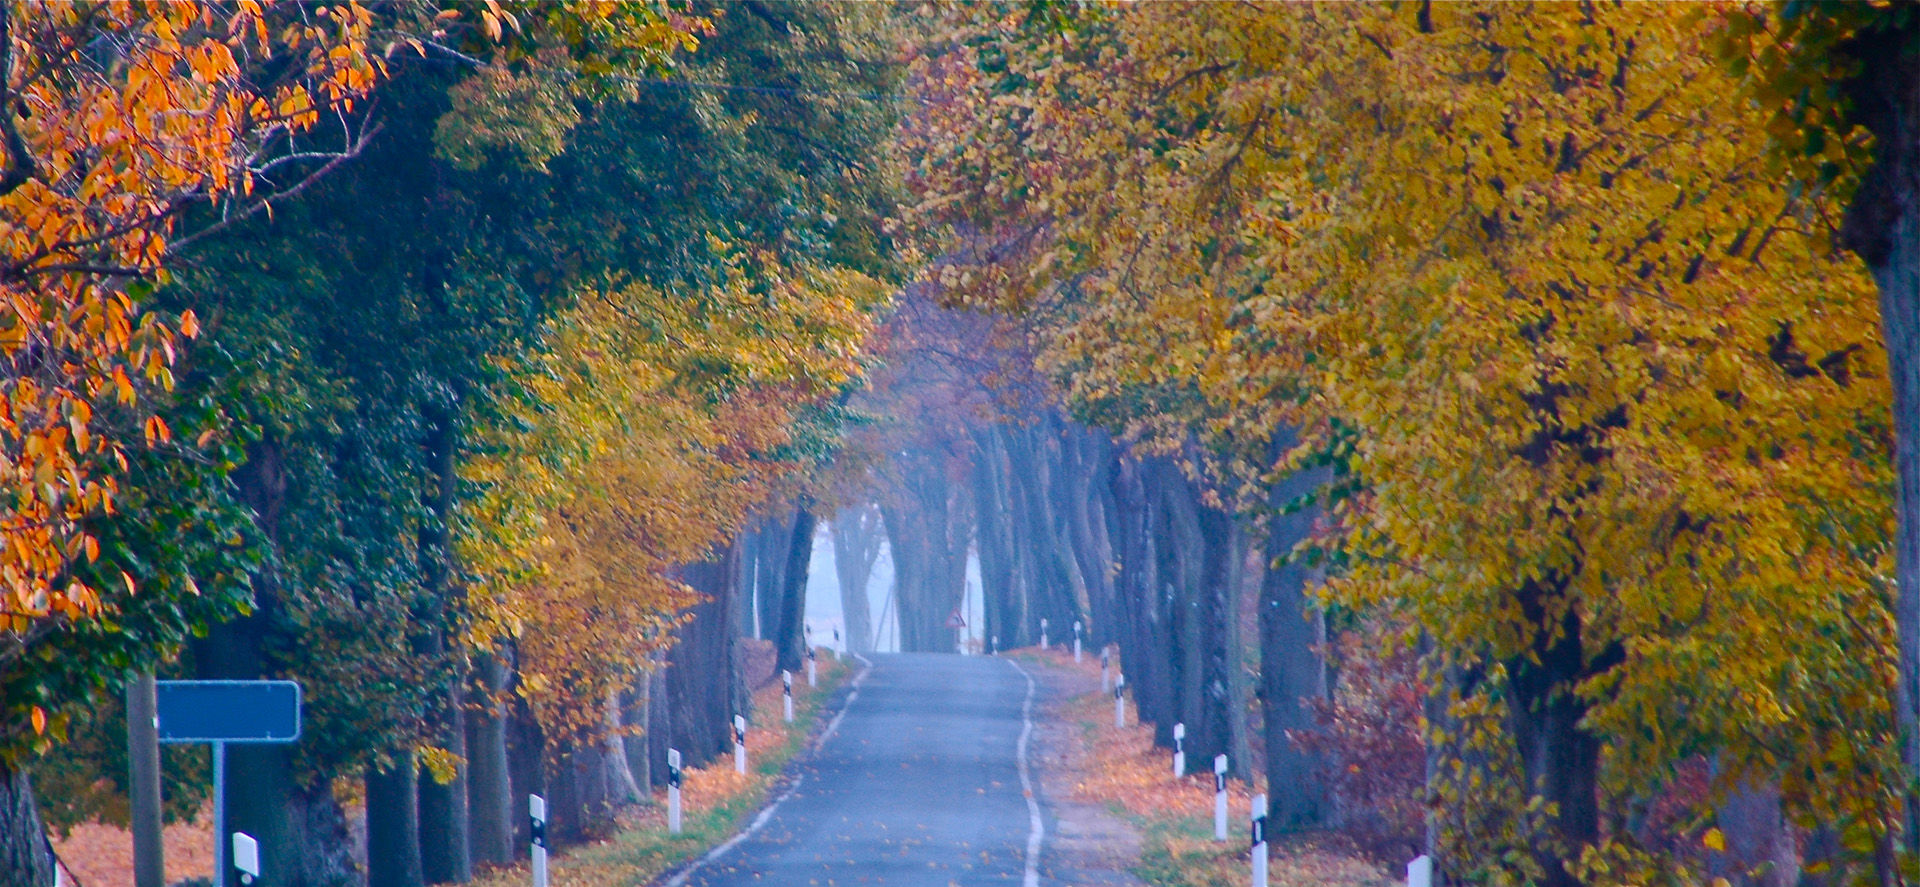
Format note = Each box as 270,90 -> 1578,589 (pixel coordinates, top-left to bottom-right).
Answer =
1836,21 -> 1920,857
416,416 -> 470,885
465,653 -> 512,867
604,690 -> 644,807
1713,779 -> 1799,887
774,503 -> 817,674
1505,580 -> 1602,887
0,763 -> 52,887
830,504 -> 883,653
1259,430 -> 1331,831
367,757 -> 425,887
620,680 -> 652,796
198,439 -> 302,886
505,679 -> 544,857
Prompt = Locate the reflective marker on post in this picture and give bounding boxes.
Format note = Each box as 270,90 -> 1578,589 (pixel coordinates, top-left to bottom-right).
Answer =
1173,722 -> 1186,778
1251,793 -> 1269,887
1113,673 -> 1127,728
667,749 -> 684,834
232,832 -> 260,886
530,794 -> 549,887
783,670 -> 794,723
734,715 -> 749,775
1073,621 -> 1083,662
1213,755 -> 1229,841
1040,618 -> 1049,651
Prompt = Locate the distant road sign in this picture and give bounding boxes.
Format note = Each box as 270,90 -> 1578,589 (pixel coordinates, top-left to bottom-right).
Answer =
945,608 -> 965,629
155,680 -> 301,744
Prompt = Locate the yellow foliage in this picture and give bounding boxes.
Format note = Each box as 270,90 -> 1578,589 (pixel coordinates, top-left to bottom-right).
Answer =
461,255 -> 882,746
905,0 -> 1899,877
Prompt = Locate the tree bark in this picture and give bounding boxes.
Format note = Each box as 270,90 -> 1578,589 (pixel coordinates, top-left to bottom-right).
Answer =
774,503 -> 817,674
464,653 -> 512,867
367,757 -> 426,887
830,505 -> 883,653
1259,430 -> 1331,831
416,416 -> 470,885
1505,579 -> 1605,887
0,763 -> 52,887
1836,20 -> 1920,857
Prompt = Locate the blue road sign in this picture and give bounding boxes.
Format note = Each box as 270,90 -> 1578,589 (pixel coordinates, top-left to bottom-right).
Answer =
155,680 -> 301,744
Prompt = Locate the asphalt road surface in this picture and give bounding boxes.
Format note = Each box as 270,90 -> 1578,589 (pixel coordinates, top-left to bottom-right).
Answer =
666,652 -> 1063,887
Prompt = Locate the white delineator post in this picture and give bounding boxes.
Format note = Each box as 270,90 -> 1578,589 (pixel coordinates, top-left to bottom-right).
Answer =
1040,618 -> 1049,651
990,635 -> 998,656
1113,673 -> 1127,728
1213,755 -> 1229,841
807,646 -> 817,686
1251,793 -> 1269,887
1407,855 -> 1433,887
734,715 -> 749,775
529,794 -> 549,887
1100,647 -> 1111,693
1173,722 -> 1186,778
667,749 -> 684,834
783,670 -> 795,723
1073,621 -> 1083,662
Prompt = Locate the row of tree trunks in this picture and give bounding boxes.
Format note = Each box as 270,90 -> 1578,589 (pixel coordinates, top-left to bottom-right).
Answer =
830,504 -> 883,653
879,450 -> 972,652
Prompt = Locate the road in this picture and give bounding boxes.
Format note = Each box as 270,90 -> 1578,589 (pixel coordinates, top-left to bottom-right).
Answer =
665,652 -> 1084,887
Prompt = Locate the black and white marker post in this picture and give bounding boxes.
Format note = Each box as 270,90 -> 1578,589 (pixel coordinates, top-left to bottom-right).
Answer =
667,748 -> 683,834
1113,673 -> 1127,728
1213,755 -> 1229,841
1173,722 -> 1186,778
1100,647 -> 1111,692
1073,621 -> 1083,662
990,635 -> 998,656
1040,618 -> 1049,651
231,833 -> 260,886
1251,793 -> 1269,887
782,670 -> 795,723
734,714 -> 749,775
530,794 -> 549,887
807,645 -> 817,686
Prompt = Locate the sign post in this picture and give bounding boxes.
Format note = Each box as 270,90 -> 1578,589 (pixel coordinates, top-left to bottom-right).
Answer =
1173,723 -> 1186,778
734,715 -> 749,775
156,680 -> 301,887
1251,793 -> 1269,887
667,749 -> 684,833
1213,755 -> 1230,841
529,794 -> 548,887
1113,673 -> 1127,728
783,670 -> 795,723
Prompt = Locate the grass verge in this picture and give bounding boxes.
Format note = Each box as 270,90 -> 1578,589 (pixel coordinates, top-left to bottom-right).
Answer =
471,651 -> 856,887
1010,647 -> 1393,887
